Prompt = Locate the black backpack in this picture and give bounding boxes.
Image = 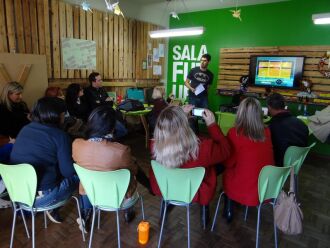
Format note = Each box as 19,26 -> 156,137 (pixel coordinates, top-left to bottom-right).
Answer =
117,99 -> 145,112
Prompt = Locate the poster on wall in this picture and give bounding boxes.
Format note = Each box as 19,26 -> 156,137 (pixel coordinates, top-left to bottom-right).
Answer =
153,65 -> 162,75
153,48 -> 159,62
61,38 -> 96,69
158,44 -> 165,57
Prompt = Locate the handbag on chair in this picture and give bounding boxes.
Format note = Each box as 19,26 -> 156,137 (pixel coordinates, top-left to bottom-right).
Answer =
274,167 -> 303,235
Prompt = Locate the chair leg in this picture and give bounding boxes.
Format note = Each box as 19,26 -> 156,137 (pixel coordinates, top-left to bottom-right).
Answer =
157,202 -> 168,248
116,210 -> 121,248
244,206 -> 249,222
88,207 -> 96,248
97,209 -> 101,229
187,205 -> 190,248
202,205 -> 206,230
211,192 -> 224,231
272,204 -> 278,248
159,199 -> 164,218
32,211 -> 35,248
72,196 -> 86,242
256,205 -> 262,248
44,212 -> 48,228
140,195 -> 145,220
10,205 -> 17,248
20,209 -> 30,239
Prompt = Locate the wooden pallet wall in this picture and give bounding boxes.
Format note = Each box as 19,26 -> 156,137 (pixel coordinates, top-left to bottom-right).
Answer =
218,46 -> 330,104
0,0 -> 165,86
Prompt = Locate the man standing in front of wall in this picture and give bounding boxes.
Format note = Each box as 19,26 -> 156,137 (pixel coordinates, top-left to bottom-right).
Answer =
184,53 -> 214,108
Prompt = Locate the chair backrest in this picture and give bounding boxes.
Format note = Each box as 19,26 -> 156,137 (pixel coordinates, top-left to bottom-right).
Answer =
217,112 -> 236,135
258,165 -> 291,203
0,163 -> 37,207
74,163 -> 130,208
151,160 -> 205,204
283,143 -> 316,174
126,88 -> 145,103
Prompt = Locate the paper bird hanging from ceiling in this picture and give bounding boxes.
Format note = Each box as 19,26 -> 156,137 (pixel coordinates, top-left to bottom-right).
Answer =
170,11 -> 180,20
230,0 -> 242,21
105,0 -> 124,17
81,1 -> 92,12
230,8 -> 242,21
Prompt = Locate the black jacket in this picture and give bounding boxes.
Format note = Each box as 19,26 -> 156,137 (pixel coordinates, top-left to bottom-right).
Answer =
0,102 -> 30,138
84,86 -> 113,114
268,111 -> 309,166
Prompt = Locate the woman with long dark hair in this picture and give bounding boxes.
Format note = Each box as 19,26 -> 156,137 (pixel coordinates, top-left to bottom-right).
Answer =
65,83 -> 89,122
10,97 -> 78,223
72,105 -> 139,228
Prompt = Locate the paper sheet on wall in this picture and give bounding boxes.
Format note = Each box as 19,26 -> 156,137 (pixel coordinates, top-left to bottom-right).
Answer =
153,48 -> 159,62
158,44 -> 165,57
153,65 -> 162,75
62,38 -> 96,69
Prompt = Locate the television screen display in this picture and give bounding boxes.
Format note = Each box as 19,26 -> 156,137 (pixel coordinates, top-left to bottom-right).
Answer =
249,56 -> 305,89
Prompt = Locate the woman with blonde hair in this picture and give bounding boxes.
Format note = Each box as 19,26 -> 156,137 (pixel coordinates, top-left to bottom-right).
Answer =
222,97 -> 274,222
0,82 -> 30,138
148,86 -> 168,134
149,105 -> 231,227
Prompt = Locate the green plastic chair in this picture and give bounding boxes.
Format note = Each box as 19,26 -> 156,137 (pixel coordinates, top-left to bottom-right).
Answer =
283,143 -> 315,194
284,142 -> 315,174
0,163 -> 85,248
151,160 -> 205,248
216,112 -> 236,135
211,165 -> 291,248
256,165 -> 292,248
73,163 -> 145,248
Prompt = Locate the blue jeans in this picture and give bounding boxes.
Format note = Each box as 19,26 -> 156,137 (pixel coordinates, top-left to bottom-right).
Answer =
188,94 -> 208,108
114,120 -> 128,139
79,194 -> 92,219
34,175 -> 79,208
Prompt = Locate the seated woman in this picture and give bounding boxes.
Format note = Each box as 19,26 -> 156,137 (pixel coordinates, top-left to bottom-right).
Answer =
72,105 -> 139,227
65,83 -> 89,122
0,81 -> 30,139
222,97 -> 274,222
10,97 -> 78,223
149,105 -> 231,226
148,86 -> 168,134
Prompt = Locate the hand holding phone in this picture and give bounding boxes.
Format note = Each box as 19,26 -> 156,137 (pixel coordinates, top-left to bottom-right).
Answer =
192,108 -> 204,117
202,109 -> 216,126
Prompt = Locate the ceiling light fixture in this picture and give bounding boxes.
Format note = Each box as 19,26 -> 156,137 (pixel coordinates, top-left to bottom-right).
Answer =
312,13 -> 330,25
149,26 -> 204,38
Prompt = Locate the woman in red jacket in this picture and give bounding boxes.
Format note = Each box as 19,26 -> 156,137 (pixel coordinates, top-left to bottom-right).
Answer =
222,97 -> 274,222
149,105 -> 231,227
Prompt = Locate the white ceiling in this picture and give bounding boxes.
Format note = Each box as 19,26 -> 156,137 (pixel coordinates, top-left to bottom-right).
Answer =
64,0 -> 289,26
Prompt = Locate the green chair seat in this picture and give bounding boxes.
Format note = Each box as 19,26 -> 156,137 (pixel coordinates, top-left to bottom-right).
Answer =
73,163 -> 145,248
211,165 -> 292,248
151,160 -> 205,248
0,163 -> 85,248
283,143 -> 316,195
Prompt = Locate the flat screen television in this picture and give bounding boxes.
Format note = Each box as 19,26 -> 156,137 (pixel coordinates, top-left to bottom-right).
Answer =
249,55 -> 305,89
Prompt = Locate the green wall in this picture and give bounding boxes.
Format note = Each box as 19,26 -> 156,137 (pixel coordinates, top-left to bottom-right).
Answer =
167,0 -> 330,154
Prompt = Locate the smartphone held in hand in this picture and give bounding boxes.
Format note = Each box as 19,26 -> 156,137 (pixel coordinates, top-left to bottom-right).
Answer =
192,108 -> 204,117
